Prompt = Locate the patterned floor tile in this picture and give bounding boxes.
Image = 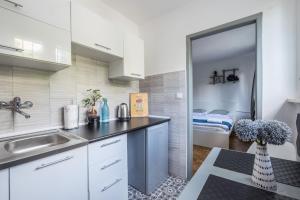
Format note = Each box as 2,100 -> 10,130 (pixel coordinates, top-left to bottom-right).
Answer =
128,176 -> 187,200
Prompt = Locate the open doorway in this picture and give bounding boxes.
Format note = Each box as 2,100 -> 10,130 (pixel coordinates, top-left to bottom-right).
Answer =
186,14 -> 262,178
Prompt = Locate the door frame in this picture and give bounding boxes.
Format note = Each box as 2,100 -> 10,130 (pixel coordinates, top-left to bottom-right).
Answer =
186,13 -> 263,179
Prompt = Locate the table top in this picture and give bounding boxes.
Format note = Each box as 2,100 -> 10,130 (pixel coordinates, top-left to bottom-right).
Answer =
178,148 -> 300,200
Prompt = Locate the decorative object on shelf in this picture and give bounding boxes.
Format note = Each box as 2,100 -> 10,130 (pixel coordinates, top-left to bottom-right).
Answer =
297,114 -> 300,157
209,68 -> 239,84
210,70 -> 225,84
130,93 -> 149,117
234,119 -> 292,191
82,89 -> 102,125
101,98 -> 110,123
0,97 -> 33,118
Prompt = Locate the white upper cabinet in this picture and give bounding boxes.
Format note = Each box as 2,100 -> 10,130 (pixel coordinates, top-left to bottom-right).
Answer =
71,1 -> 124,62
0,0 -> 70,31
109,33 -> 145,80
0,169 -> 9,200
0,5 -> 71,71
10,147 -> 88,200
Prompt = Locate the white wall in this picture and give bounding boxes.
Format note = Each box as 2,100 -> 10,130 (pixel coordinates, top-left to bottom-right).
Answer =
140,0 -> 298,133
193,52 -> 256,120
262,0 -> 297,120
298,0 -> 300,94
72,0 -> 140,36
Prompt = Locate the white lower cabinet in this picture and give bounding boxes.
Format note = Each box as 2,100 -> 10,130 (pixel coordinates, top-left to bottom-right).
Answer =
0,169 -> 9,200
88,135 -> 128,200
10,146 -> 88,200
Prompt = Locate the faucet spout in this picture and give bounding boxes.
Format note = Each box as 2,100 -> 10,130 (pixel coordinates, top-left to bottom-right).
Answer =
16,109 -> 31,119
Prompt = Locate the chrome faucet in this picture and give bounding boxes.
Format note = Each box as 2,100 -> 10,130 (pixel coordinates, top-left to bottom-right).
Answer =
0,97 -> 33,119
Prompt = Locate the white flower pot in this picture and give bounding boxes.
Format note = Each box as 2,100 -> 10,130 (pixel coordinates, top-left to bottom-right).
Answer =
251,143 -> 277,191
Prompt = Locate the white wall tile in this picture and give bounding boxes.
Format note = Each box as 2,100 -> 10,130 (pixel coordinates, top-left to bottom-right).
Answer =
0,66 -> 13,134
13,67 -> 50,132
0,55 -> 139,134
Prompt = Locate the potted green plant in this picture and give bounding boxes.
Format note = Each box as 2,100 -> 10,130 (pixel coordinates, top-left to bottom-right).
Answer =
82,89 -> 102,123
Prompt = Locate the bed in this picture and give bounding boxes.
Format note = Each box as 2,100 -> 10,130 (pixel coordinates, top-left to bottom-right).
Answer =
193,109 -> 234,149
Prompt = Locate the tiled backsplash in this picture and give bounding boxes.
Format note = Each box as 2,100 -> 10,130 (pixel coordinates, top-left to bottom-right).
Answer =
0,55 -> 139,136
139,71 -> 187,178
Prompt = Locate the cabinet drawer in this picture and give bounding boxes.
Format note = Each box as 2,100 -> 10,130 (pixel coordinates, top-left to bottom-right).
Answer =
89,157 -> 128,200
0,7 -> 71,66
88,135 -> 127,165
0,0 -> 70,30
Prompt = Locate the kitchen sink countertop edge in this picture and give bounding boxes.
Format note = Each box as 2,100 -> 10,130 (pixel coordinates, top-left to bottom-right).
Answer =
0,131 -> 88,170
0,117 -> 170,170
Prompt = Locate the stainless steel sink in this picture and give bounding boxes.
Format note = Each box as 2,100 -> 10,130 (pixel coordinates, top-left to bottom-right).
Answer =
0,129 -> 88,169
4,134 -> 70,154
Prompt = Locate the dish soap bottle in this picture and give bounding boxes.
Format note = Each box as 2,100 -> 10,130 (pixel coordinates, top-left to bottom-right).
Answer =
101,98 -> 109,123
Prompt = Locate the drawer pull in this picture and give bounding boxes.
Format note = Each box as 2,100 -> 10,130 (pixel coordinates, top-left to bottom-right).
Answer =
35,156 -> 73,171
3,0 -> 23,7
100,139 -> 121,148
101,178 -> 122,192
130,73 -> 142,77
94,43 -> 111,51
0,44 -> 24,52
101,159 -> 121,170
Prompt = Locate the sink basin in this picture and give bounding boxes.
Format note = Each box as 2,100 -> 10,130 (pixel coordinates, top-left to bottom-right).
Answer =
4,134 -> 70,154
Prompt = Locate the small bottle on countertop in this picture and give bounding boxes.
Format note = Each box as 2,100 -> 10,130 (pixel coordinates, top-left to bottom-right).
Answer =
101,98 -> 109,123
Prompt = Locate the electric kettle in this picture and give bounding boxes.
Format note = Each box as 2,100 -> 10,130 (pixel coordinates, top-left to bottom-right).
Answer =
117,103 -> 130,121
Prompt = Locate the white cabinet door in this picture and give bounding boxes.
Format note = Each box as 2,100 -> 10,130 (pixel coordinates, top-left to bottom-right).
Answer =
0,169 -> 9,200
123,33 -> 145,79
10,147 -> 88,200
109,33 -> 145,80
0,7 -> 71,67
0,0 -> 70,30
71,2 -> 123,60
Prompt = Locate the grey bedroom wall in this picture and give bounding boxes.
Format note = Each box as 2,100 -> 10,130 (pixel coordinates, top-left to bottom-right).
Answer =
193,51 -> 256,120
0,55 -> 139,136
139,70 -> 187,178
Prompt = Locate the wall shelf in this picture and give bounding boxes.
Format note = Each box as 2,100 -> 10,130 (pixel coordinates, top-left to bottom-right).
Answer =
209,68 -> 239,85
287,98 -> 300,104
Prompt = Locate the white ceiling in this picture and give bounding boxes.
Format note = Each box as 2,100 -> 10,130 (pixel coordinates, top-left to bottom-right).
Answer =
101,0 -> 194,25
192,24 -> 256,65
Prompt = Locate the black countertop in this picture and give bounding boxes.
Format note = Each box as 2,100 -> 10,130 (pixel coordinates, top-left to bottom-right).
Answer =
68,117 -> 170,143
0,117 -> 169,170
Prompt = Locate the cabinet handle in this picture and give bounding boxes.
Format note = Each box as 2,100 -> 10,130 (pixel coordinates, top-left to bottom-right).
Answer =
94,43 -> 111,51
3,0 -> 23,7
35,156 -> 74,171
101,159 -> 121,170
0,44 -> 24,52
130,73 -> 142,77
100,139 -> 121,148
101,178 -> 122,192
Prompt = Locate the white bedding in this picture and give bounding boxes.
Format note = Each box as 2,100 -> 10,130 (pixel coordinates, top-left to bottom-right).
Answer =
193,125 -> 231,148
192,112 -> 233,131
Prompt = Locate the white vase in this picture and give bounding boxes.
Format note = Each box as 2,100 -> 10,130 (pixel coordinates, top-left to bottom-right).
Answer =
251,143 -> 277,191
